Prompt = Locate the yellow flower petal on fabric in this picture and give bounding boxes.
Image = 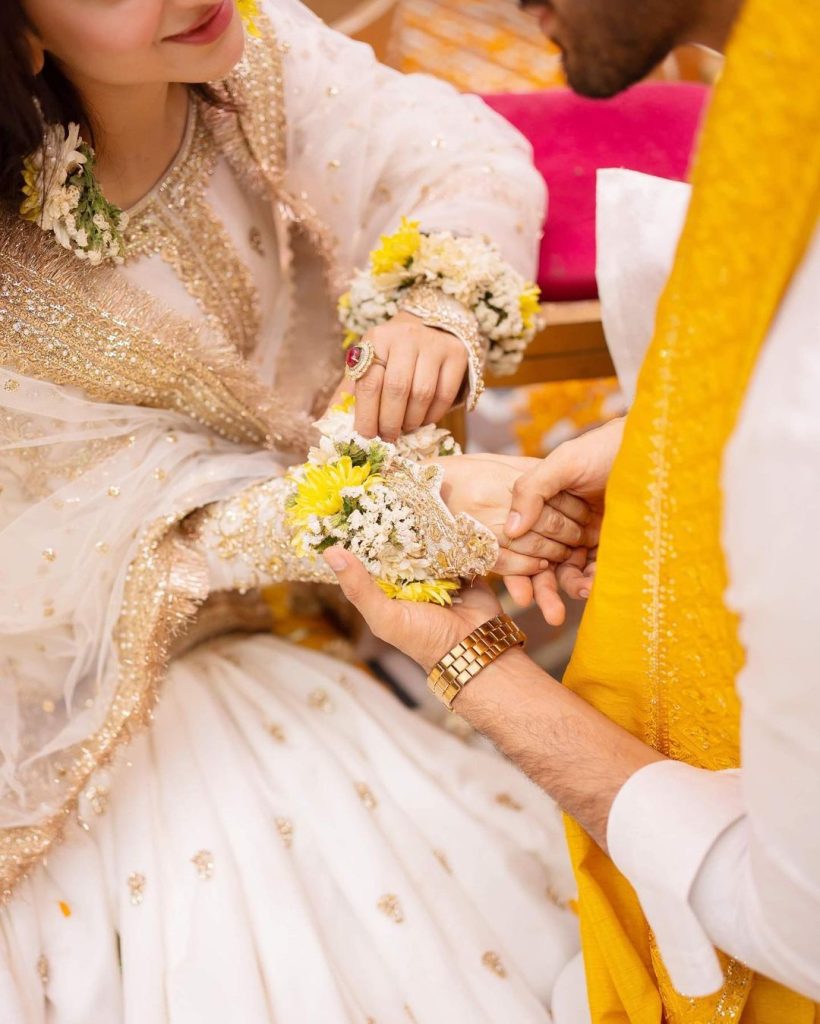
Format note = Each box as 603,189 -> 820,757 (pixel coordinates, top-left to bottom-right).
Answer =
342,329 -> 360,350
377,578 -> 460,605
370,217 -> 421,275
288,457 -> 377,524
519,284 -> 541,331
237,0 -> 261,35
331,392 -> 356,413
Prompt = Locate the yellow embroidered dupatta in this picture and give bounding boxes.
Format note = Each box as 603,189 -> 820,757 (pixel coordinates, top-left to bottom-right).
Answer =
562,0 -> 820,1020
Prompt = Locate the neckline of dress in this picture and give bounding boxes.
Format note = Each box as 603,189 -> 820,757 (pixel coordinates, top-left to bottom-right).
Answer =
124,97 -> 198,218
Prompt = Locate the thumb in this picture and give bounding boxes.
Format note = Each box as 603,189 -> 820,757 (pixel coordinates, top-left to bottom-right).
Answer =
323,547 -> 397,631
506,448 -> 572,538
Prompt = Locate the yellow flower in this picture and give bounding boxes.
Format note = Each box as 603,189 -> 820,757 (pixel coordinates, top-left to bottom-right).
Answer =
377,578 -> 460,605
342,329 -> 360,350
519,284 -> 541,331
237,0 -> 261,35
331,392 -> 356,413
337,291 -> 351,312
20,159 -> 42,222
288,457 -> 377,524
370,217 -> 421,276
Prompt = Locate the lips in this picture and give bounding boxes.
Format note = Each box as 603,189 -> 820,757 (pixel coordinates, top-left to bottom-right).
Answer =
164,0 -> 234,44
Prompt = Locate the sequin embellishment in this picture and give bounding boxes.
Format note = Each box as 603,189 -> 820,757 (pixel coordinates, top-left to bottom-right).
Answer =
377,894 -> 404,923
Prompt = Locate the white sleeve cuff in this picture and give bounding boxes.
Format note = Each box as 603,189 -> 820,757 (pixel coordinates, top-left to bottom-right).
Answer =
606,760 -> 745,997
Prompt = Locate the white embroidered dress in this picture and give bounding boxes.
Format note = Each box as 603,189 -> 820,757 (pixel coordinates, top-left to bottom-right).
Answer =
0,2 -> 578,1021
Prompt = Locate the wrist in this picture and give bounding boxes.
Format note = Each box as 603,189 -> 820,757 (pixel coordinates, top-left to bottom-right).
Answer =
426,613 -> 527,709
451,646 -> 534,710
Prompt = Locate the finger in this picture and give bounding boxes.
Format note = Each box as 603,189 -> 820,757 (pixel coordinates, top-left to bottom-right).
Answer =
353,360 -> 386,438
533,502 -> 590,546
504,574 -> 534,607
493,549 -> 551,577
532,568 -> 567,626
378,344 -> 417,441
425,353 -> 467,425
323,547 -> 398,636
504,531 -> 572,563
494,548 -> 547,577
555,547 -> 590,600
548,490 -> 592,527
402,349 -> 441,433
505,448 -> 573,539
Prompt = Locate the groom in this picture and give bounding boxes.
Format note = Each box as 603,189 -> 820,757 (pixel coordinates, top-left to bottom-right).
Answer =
325,0 -> 820,1021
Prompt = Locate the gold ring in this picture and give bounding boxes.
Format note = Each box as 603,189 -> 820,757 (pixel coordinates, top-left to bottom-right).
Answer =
344,340 -> 386,381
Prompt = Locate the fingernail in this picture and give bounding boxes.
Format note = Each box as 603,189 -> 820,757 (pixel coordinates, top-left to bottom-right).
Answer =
324,548 -> 347,571
539,560 -> 550,569
579,588 -> 590,599
505,512 -> 521,534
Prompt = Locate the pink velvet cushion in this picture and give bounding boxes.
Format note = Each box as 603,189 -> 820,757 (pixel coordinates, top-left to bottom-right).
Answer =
481,82 -> 709,301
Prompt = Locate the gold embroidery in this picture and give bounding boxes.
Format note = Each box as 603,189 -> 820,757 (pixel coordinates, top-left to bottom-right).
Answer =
308,689 -> 334,713
433,849 -> 452,874
193,478 -> 335,589
36,954 -> 49,986
355,782 -> 378,810
275,817 -> 294,848
84,785 -> 109,816
0,216 -> 311,452
127,872 -> 146,906
265,721 -> 286,742
494,792 -> 523,811
191,849 -> 215,879
126,108 -> 262,356
377,894 -> 404,923
481,951 -> 507,978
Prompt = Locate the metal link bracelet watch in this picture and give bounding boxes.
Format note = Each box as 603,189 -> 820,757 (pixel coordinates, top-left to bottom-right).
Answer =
427,613 -> 526,709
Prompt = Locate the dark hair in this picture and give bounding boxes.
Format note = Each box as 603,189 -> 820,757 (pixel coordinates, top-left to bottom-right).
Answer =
0,0 -> 230,202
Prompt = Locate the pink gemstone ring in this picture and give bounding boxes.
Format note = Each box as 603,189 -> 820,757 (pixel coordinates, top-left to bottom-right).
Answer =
344,340 -> 386,381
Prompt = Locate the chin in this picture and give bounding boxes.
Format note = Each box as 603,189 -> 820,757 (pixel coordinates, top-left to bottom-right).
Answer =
181,21 -> 247,84
563,57 -> 645,99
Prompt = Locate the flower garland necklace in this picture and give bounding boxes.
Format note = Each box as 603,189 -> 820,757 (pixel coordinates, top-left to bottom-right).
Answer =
20,121 -> 128,265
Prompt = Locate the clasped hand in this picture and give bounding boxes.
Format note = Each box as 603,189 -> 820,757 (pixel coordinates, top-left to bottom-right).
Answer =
439,417 -> 625,625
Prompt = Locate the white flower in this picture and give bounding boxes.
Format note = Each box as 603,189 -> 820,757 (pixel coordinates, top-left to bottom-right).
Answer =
20,121 -> 127,266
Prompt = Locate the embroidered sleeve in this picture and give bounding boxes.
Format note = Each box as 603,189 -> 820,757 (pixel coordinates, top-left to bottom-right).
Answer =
190,477 -> 336,593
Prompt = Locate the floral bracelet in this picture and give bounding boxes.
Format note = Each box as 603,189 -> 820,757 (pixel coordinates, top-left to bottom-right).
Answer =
338,218 -> 542,394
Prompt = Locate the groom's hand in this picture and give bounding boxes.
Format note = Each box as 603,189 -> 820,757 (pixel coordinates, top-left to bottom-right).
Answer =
324,547 -> 501,672
502,418 -> 624,621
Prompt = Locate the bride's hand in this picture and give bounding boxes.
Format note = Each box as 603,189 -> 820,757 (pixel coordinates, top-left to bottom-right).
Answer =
351,312 -> 468,441
436,453 -> 597,576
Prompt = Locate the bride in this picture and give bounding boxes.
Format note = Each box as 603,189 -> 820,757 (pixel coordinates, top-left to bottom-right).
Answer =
0,0 -> 581,1019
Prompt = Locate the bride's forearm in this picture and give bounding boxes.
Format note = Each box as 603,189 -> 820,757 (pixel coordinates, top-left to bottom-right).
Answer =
452,647 -> 665,850
188,477 -> 335,594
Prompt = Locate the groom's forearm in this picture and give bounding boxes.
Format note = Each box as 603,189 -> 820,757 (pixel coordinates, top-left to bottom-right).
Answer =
452,648 -> 665,850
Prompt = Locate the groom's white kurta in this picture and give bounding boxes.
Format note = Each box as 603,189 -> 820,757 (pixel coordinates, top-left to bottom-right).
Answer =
594,170 -> 820,1004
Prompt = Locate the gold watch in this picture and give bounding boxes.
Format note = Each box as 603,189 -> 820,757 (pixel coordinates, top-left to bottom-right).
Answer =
427,614 -> 526,709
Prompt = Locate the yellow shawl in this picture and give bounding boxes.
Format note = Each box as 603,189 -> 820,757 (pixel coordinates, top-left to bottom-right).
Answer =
562,0 -> 820,1020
